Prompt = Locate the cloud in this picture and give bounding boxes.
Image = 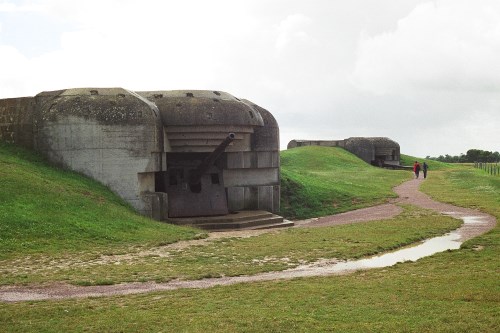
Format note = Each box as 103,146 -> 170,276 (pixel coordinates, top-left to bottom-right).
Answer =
352,0 -> 500,95
0,1 -> 498,157
274,13 -> 313,54
0,0 -> 264,95
0,45 -> 30,96
0,1 -> 43,13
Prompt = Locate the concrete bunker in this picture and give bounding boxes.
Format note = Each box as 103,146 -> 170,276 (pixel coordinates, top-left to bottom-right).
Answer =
287,137 -> 401,167
1,88 -> 288,229
158,133 -> 235,218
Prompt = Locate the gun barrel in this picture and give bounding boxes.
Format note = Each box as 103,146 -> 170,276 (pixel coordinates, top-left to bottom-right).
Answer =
189,133 -> 235,184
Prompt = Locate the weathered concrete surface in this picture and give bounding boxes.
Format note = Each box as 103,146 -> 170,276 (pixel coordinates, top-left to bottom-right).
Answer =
344,137 -> 400,166
288,137 -> 400,167
0,97 -> 34,149
33,88 -> 163,216
287,139 -> 344,150
167,210 -> 290,230
139,90 -> 264,128
139,89 -> 280,217
0,88 -> 281,223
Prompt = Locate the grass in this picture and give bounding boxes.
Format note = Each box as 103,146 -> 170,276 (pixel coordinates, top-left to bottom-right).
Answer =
281,146 -> 411,219
400,154 -> 454,170
420,165 -> 500,253
0,142 -> 203,260
0,144 -> 498,332
0,205 -> 460,286
421,165 -> 500,217
2,264 -> 497,333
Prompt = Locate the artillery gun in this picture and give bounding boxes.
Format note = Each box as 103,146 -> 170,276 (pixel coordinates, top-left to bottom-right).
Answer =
166,133 -> 236,217
188,133 -> 235,188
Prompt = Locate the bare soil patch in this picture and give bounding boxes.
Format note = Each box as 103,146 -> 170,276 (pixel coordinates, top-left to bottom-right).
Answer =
0,178 -> 495,302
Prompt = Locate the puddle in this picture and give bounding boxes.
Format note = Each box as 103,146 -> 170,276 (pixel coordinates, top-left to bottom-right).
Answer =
0,215 -> 494,302
284,215 -> 485,277
3,178 -> 497,302
311,233 -> 461,273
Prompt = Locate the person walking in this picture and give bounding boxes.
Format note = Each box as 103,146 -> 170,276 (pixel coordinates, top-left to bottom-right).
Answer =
413,161 -> 421,179
422,162 -> 428,179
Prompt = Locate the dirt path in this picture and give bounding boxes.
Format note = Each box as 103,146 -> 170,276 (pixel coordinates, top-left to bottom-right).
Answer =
297,203 -> 403,227
393,178 -> 495,241
0,178 -> 496,302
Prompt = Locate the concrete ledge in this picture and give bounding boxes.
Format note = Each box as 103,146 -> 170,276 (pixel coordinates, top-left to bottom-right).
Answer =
166,210 -> 291,231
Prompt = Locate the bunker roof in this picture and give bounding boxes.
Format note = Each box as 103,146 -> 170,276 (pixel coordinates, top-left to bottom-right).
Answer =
138,90 -> 264,127
345,137 -> 400,148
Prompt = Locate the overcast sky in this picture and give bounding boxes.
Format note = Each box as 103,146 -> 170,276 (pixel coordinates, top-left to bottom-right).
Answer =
1,0 -> 499,157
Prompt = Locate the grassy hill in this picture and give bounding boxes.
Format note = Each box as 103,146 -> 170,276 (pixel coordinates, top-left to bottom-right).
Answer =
2,142 -> 499,332
0,142 -> 202,260
400,154 -> 454,170
0,142 -> 454,258
280,146 -> 411,219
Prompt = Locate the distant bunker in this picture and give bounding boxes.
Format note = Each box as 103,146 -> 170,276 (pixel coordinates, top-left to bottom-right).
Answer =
287,138 -> 401,167
0,88 -> 286,229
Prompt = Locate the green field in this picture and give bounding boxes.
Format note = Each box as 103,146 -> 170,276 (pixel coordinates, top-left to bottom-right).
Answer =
400,154 -> 454,171
0,144 -> 498,332
281,146 -> 411,219
0,142 -> 203,260
0,144 -> 458,287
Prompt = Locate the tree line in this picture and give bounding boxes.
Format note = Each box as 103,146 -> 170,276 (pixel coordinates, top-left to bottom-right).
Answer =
426,149 -> 500,163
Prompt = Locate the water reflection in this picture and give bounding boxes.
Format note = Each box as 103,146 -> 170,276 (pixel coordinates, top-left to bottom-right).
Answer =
293,215 -> 485,276
325,233 -> 461,273
0,216 -> 493,302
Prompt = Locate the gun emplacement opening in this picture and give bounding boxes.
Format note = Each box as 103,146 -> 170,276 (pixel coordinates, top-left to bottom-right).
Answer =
1,88 -> 285,229
189,133 -> 235,186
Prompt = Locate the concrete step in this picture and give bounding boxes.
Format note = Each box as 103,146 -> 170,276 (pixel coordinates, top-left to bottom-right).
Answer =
249,220 -> 295,230
168,210 -> 274,226
195,216 -> 284,230
167,211 -> 293,231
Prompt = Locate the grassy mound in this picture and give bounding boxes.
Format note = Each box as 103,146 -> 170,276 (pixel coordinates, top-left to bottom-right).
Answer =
280,146 -> 411,219
400,154 -> 453,170
2,143 -> 498,332
0,142 -> 202,260
0,204 -> 461,286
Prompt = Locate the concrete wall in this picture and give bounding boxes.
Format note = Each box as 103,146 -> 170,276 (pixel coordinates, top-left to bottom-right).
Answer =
287,139 -> 344,149
0,97 -> 35,149
33,88 -> 165,217
0,88 -> 281,219
225,152 -> 280,212
227,101 -> 280,213
344,138 -> 375,164
288,137 -> 400,166
140,91 -> 281,216
344,137 -> 400,165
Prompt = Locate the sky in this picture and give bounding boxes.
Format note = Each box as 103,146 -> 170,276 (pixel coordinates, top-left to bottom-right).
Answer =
0,0 -> 499,157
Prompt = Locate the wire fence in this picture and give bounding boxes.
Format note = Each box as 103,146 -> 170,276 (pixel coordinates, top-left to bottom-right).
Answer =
474,162 -> 500,176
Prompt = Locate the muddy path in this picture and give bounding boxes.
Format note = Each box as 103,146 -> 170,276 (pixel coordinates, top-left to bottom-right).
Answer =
0,178 -> 496,302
